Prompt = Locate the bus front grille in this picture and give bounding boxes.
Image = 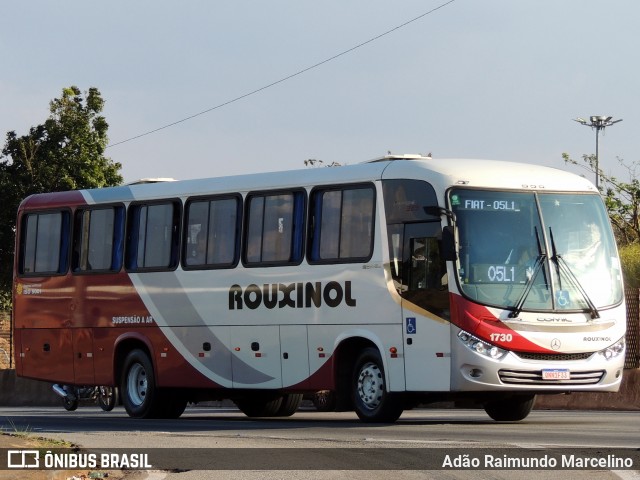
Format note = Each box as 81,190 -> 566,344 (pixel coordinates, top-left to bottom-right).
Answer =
498,369 -> 605,385
514,351 -> 594,361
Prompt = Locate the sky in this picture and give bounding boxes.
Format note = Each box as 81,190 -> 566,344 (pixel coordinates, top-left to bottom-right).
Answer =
1,1 -> 638,184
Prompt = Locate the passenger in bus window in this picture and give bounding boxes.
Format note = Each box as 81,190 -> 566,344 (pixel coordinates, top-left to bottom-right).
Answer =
188,233 -> 207,265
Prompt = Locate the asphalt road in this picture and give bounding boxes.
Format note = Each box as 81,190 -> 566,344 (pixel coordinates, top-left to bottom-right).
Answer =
0,406 -> 638,480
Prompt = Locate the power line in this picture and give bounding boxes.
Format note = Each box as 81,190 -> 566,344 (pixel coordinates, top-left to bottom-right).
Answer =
107,0 -> 457,149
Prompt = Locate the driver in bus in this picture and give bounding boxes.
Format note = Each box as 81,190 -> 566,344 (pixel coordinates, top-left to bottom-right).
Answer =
563,221 -> 602,272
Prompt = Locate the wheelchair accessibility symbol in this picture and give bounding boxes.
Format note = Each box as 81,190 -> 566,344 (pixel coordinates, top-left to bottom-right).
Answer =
555,290 -> 571,308
406,317 -> 416,335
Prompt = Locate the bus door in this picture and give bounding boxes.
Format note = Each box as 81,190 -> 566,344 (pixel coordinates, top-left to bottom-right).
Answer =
19,328 -> 75,383
400,222 -> 451,391
72,328 -> 95,384
280,325 -> 309,388
230,326 -> 282,389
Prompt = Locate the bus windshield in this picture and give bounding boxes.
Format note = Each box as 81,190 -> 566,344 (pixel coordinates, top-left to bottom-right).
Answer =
450,189 -> 623,314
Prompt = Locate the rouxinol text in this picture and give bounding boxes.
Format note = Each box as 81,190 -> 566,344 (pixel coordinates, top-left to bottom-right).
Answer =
229,281 -> 356,310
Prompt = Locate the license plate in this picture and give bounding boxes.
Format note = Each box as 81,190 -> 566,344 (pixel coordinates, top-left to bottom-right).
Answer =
542,369 -> 570,380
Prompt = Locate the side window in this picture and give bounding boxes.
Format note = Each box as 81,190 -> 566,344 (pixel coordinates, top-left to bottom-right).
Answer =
73,206 -> 125,272
20,211 -> 70,275
308,184 -> 375,263
243,190 -> 305,266
126,201 -> 180,271
184,196 -> 240,268
382,179 -> 449,319
383,179 -> 441,281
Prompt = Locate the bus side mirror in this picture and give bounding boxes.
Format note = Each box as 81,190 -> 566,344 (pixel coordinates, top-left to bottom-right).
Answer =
442,226 -> 457,261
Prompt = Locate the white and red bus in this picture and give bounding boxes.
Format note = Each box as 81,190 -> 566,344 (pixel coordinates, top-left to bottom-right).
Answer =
12,155 -> 626,422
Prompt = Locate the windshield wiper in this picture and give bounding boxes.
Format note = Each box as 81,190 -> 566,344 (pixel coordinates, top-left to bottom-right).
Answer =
549,227 -> 600,320
509,227 -> 546,318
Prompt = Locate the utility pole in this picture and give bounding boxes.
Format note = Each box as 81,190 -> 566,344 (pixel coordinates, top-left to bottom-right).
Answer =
573,116 -> 622,190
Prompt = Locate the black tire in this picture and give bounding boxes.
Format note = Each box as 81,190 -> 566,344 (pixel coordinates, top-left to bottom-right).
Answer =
120,349 -> 161,418
62,396 -> 78,411
484,394 -> 536,421
311,390 -> 336,412
234,394 -> 283,417
276,394 -> 303,417
159,390 -> 188,419
97,386 -> 117,412
351,347 -> 403,423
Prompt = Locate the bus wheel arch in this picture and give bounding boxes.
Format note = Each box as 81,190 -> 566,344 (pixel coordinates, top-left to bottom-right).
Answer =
113,335 -> 155,388
350,346 -> 404,423
120,348 -> 161,418
333,337 -> 375,412
333,336 -> 402,421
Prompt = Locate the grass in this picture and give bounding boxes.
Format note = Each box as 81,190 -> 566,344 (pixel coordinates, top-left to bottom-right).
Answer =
1,418 -> 75,448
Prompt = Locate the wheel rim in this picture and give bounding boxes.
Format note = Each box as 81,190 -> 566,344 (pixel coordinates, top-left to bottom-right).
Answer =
127,363 -> 147,407
99,386 -> 112,400
356,361 -> 384,410
315,391 -> 330,409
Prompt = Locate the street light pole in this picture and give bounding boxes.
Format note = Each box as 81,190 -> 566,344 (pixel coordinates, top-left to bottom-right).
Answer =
573,116 -> 623,190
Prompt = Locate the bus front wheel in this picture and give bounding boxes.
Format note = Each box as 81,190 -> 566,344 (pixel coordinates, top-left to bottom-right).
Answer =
484,394 -> 536,421
121,349 -> 160,419
352,347 -> 403,423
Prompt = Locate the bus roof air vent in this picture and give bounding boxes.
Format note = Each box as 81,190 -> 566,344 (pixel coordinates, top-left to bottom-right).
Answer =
126,178 -> 177,185
365,153 -> 432,164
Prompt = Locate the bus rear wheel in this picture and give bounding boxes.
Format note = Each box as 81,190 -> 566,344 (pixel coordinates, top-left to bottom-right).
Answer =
352,347 -> 403,423
121,349 -> 161,419
484,394 -> 536,421
159,390 -> 188,418
276,394 -> 303,417
234,394 -> 283,417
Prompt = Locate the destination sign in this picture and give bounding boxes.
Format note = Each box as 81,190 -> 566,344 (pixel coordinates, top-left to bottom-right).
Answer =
459,199 -> 520,211
471,264 -> 526,284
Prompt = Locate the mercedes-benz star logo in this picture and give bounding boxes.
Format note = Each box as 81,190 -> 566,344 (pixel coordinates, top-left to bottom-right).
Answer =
550,338 -> 561,350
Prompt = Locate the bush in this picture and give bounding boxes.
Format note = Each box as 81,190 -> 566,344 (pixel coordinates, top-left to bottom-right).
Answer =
619,243 -> 640,289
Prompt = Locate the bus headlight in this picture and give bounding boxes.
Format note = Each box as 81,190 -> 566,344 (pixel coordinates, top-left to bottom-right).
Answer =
598,337 -> 625,360
458,331 -> 507,360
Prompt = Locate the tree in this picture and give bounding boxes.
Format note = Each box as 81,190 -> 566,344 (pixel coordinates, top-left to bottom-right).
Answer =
303,159 -> 342,168
563,153 -> 640,246
563,152 -> 640,289
0,86 -> 123,309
